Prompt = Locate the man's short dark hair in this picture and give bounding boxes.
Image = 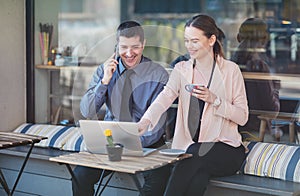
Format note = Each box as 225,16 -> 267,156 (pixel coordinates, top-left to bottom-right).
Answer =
116,21 -> 144,43
237,18 -> 269,44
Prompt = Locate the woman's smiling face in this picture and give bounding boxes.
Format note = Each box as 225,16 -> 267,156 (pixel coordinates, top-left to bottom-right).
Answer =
184,26 -> 215,60
118,36 -> 145,69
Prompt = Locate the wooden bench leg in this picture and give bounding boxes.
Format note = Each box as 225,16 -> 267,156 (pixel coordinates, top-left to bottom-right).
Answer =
259,119 -> 267,142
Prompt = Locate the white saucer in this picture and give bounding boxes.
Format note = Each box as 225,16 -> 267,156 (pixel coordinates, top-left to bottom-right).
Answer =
159,149 -> 185,156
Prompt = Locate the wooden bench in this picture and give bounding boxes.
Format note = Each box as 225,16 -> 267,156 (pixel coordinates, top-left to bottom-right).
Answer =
0,144 -> 300,196
206,174 -> 300,196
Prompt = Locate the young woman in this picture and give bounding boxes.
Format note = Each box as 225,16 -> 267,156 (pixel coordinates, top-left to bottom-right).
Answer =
138,14 -> 248,195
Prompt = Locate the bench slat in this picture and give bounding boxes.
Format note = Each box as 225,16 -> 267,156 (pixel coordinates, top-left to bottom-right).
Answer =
211,174 -> 300,196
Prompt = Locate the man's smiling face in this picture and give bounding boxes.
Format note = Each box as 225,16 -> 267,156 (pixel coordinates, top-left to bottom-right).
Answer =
118,36 -> 145,69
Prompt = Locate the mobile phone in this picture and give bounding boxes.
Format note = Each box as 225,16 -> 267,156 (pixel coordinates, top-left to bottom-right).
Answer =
185,84 -> 205,93
114,44 -> 119,60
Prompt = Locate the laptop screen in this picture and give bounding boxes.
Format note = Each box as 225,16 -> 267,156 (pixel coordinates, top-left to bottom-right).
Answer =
79,120 -> 155,156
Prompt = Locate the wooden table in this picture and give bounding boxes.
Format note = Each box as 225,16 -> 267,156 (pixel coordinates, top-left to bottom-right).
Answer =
50,151 -> 192,196
0,132 -> 47,195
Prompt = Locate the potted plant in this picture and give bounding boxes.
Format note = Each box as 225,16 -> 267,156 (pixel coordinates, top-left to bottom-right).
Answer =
104,129 -> 123,161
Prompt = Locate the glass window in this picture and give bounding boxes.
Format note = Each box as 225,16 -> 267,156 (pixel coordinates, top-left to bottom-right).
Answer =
34,0 -> 120,124
33,0 -> 300,143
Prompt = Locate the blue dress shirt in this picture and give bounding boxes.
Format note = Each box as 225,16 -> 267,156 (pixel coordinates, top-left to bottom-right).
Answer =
80,56 -> 169,147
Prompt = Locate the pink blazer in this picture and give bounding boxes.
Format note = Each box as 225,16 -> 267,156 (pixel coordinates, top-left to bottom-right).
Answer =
142,56 -> 248,150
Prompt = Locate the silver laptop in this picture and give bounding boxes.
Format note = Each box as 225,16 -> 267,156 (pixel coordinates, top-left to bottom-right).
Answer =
79,120 -> 156,156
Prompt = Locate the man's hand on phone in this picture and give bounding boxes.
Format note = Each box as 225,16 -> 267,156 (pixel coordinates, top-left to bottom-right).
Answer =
101,53 -> 118,84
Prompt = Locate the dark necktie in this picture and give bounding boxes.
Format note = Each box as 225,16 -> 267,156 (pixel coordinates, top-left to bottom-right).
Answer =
119,69 -> 134,121
188,59 -> 216,142
188,96 -> 205,142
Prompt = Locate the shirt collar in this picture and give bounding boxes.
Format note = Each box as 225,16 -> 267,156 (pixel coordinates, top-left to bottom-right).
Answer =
117,56 -> 146,75
118,58 -> 127,75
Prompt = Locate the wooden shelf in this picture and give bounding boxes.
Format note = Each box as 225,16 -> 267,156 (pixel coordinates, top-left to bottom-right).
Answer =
35,65 -> 79,70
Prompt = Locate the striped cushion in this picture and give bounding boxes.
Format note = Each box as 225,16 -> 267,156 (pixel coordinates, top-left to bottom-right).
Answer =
243,142 -> 300,183
13,123 -> 87,152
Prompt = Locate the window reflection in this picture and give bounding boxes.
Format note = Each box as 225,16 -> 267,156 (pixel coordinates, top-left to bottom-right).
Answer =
58,0 -> 120,65
34,0 -> 300,143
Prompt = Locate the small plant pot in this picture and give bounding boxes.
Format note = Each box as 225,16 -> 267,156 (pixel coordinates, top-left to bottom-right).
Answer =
106,143 -> 124,161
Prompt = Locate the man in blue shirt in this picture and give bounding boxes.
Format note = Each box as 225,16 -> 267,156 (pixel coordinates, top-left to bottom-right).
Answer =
73,21 -> 170,196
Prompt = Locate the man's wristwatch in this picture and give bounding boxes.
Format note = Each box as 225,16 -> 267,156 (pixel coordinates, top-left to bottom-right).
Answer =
213,96 -> 221,107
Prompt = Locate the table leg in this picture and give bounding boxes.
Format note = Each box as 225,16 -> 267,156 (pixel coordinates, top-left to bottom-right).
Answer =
259,119 -> 267,142
96,171 -> 114,196
94,169 -> 106,195
130,174 -> 145,196
63,164 -> 115,196
0,143 -> 35,195
65,163 -> 78,188
289,122 -> 295,142
10,143 -> 35,195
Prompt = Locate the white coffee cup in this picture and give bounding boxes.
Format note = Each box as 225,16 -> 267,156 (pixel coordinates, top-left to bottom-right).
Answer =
185,84 -> 205,93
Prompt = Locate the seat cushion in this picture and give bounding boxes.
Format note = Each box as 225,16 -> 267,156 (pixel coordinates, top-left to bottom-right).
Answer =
13,123 -> 87,152
243,141 -> 300,183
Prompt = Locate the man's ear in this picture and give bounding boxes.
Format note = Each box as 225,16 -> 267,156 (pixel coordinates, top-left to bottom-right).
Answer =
142,39 -> 146,49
